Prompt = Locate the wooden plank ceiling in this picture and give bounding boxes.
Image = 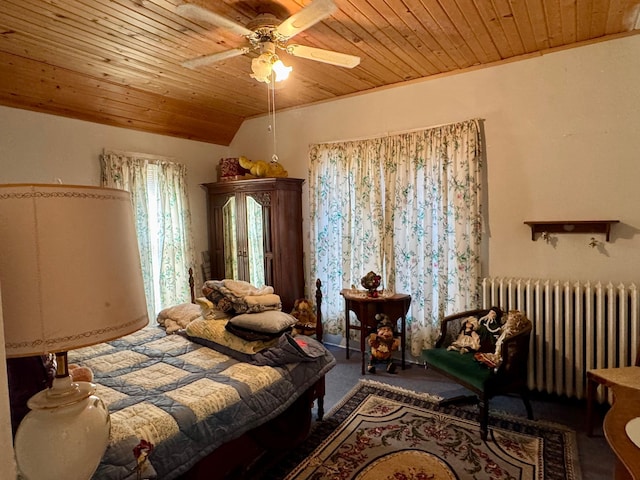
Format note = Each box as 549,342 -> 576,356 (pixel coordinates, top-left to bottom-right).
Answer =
0,0 -> 638,146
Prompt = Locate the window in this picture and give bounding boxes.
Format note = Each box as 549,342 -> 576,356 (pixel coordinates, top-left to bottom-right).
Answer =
308,120 -> 483,354
101,151 -> 196,319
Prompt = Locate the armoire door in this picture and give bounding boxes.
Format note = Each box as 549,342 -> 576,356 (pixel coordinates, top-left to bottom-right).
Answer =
203,178 -> 303,311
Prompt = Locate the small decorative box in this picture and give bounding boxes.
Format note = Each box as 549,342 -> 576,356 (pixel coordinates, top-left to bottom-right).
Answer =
219,157 -> 250,179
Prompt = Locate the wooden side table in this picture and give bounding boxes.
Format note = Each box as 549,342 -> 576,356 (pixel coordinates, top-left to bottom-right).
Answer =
340,289 -> 411,375
603,384 -> 640,480
587,366 -> 640,436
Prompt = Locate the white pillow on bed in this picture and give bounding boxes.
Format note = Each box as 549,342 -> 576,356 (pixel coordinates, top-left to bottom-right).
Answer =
157,303 -> 202,333
228,311 -> 298,333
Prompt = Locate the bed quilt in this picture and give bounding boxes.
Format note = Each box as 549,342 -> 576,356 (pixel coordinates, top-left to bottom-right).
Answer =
68,326 -> 335,480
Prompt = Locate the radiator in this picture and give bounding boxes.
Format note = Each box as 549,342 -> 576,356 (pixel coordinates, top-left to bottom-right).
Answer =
481,277 -> 639,402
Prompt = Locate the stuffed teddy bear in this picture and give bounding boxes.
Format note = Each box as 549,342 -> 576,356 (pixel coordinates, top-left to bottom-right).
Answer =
367,313 -> 400,373
238,156 -> 288,178
447,316 -> 481,354
68,363 -> 94,383
290,298 -> 317,336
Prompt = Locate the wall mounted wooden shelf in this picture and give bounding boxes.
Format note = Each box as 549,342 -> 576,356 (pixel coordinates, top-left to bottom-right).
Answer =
524,220 -> 619,242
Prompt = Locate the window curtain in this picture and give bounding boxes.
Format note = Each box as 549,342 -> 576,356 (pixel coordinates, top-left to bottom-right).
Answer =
100,150 -> 196,319
308,119 -> 482,356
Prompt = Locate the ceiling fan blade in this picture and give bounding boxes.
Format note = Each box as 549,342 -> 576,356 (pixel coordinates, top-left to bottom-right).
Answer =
182,48 -> 249,69
286,44 -> 360,68
276,0 -> 337,39
176,4 -> 255,38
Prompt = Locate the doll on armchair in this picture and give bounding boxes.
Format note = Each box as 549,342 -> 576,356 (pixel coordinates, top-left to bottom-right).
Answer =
447,316 -> 481,354
367,314 -> 400,374
447,307 -> 504,354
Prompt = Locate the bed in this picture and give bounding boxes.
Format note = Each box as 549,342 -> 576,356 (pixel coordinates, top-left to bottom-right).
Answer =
66,277 -> 334,480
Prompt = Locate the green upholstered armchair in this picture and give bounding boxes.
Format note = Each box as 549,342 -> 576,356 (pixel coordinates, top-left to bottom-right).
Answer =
422,308 -> 534,440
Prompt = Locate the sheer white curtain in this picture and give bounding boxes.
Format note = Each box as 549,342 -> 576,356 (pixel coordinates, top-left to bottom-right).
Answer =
309,120 -> 483,355
100,150 -> 196,319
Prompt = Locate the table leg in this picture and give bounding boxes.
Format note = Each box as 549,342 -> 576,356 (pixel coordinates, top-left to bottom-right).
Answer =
586,376 -> 598,436
401,314 -> 406,370
345,303 -> 350,360
360,322 -> 366,375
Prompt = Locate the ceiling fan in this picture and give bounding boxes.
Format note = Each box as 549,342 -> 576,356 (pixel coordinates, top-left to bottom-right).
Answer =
176,0 -> 361,83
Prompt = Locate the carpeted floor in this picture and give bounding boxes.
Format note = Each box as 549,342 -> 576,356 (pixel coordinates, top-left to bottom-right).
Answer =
273,380 -> 582,480
308,344 -> 615,480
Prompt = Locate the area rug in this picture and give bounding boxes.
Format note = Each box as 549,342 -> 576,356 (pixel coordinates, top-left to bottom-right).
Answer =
268,380 -> 581,480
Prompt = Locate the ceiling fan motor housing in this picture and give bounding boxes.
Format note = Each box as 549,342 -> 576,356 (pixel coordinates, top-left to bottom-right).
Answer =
246,13 -> 280,32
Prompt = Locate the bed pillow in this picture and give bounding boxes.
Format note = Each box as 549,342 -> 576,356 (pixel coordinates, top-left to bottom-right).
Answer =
157,303 -> 202,333
224,322 -> 285,342
185,318 -> 278,356
228,311 -> 298,334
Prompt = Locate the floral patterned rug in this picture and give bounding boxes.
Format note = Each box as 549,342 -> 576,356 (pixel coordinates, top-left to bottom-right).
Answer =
268,380 -> 581,480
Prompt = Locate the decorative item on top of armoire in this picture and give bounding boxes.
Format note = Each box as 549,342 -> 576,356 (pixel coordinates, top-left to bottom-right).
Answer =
218,157 -> 252,181
238,156 -> 288,178
202,177 -> 304,312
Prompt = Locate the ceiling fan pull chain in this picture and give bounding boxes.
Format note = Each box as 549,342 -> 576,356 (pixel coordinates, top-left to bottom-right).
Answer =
269,83 -> 279,163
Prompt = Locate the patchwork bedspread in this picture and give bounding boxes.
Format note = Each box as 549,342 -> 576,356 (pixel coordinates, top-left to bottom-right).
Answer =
68,326 -> 335,480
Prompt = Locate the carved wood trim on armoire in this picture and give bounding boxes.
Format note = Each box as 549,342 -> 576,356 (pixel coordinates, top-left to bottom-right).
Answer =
202,178 -> 304,312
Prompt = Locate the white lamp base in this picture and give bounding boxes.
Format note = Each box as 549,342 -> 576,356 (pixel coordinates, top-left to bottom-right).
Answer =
14,376 -> 110,480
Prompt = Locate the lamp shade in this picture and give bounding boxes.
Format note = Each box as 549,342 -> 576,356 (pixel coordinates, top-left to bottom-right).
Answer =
0,184 -> 149,357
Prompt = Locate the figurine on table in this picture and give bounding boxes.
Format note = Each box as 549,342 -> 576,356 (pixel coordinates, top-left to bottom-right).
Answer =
367,313 -> 400,373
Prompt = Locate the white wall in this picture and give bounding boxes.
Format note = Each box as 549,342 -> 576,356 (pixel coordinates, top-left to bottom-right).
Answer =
0,107 -> 229,270
231,35 -> 640,285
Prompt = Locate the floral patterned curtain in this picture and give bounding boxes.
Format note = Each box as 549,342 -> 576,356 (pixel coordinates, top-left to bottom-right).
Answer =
101,151 -> 197,320
308,119 -> 482,356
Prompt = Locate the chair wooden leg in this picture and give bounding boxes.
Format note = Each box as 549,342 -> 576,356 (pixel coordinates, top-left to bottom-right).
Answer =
521,389 -> 534,420
479,396 -> 489,441
316,396 -> 325,421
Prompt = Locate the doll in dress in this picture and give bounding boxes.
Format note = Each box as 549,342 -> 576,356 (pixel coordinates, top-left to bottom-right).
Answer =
476,306 -> 504,352
447,316 -> 481,354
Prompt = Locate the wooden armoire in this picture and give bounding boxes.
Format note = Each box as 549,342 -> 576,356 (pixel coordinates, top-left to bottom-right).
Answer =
202,178 -> 304,312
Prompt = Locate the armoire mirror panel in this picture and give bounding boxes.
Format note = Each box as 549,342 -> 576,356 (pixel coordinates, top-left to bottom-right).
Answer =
221,194 -> 267,285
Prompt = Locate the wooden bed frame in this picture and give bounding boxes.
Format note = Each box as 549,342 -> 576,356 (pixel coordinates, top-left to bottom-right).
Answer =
179,271 -> 327,479
178,382 -> 322,480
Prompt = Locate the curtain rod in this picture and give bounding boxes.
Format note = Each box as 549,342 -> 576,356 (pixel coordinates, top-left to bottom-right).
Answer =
102,148 -> 177,163
312,118 -> 483,146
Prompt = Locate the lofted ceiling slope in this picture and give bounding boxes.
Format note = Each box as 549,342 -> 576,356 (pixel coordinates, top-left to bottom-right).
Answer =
0,0 -> 639,146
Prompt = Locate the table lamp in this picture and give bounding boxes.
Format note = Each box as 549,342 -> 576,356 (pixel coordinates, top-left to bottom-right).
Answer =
0,184 -> 149,480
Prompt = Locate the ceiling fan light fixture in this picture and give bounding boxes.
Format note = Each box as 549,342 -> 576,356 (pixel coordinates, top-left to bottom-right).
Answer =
250,52 -> 274,83
272,59 -> 292,82
250,52 -> 292,83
